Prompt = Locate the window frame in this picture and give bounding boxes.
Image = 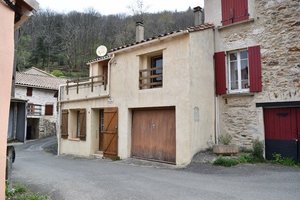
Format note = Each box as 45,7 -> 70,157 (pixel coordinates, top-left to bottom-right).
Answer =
227,49 -> 249,93
26,87 -> 33,96
150,55 -> 163,86
45,104 -> 54,116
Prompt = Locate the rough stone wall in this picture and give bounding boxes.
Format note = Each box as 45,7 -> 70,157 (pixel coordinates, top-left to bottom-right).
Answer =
39,118 -> 56,138
218,0 -> 300,147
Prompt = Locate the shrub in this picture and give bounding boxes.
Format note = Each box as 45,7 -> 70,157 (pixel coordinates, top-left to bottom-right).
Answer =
213,156 -> 240,167
51,69 -> 64,77
272,153 -> 298,167
252,139 -> 264,161
218,134 -> 232,145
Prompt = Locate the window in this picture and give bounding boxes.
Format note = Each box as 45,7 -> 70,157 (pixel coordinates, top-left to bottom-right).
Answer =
139,54 -> 163,89
221,0 -> 249,26
214,45 -> 262,95
76,110 -> 86,140
27,87 -> 33,96
150,55 -> 163,87
45,104 -> 54,116
228,50 -> 249,92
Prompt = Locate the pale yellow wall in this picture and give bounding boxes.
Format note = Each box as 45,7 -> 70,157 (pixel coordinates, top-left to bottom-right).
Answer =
204,0 -> 256,27
188,29 -> 215,160
0,2 -> 14,199
60,31 -> 215,165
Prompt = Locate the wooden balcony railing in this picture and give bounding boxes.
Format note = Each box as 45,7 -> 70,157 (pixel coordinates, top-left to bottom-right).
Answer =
66,75 -> 107,94
27,104 -> 42,116
139,67 -> 163,89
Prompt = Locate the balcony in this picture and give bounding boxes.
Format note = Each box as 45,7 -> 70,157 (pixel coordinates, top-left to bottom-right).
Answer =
27,104 -> 42,116
60,75 -> 108,101
139,67 -> 163,89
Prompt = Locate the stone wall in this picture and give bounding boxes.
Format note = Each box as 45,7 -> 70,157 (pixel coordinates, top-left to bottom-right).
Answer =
39,118 -> 57,138
216,0 -> 300,147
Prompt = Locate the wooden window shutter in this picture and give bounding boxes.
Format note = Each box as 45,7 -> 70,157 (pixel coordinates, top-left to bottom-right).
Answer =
222,0 -> 249,25
233,0 -> 249,23
61,110 -> 69,139
79,109 -> 86,141
221,0 -> 234,26
27,87 -> 33,96
45,105 -> 53,116
214,52 -> 227,95
248,45 -> 262,92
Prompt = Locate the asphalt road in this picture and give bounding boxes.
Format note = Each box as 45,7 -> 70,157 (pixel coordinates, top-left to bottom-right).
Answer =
12,137 -> 300,200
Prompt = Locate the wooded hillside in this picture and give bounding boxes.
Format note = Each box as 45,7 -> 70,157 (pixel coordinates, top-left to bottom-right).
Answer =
16,8 -> 194,77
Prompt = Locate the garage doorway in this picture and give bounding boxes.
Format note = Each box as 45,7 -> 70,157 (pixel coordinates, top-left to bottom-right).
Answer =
27,118 -> 39,140
131,107 -> 176,164
264,107 -> 300,162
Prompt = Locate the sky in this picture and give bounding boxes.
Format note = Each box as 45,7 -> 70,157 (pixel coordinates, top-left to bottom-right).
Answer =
37,0 -> 204,15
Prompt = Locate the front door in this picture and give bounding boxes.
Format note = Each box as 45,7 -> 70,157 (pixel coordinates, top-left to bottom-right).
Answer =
99,108 -> 118,158
264,107 -> 300,162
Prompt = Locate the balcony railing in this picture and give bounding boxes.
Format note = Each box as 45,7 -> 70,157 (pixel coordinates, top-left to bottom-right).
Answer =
27,104 -> 42,116
66,75 -> 107,95
139,67 -> 163,89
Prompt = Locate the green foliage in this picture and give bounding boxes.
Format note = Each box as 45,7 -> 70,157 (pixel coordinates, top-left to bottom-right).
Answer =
51,69 -> 65,77
272,153 -> 299,167
218,134 -> 232,145
213,156 -> 240,167
17,9 -> 194,77
6,182 -> 50,200
252,139 -> 264,161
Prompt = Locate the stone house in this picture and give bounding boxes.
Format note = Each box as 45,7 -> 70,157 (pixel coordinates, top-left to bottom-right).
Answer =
0,0 -> 39,197
58,0 -> 300,165
206,0 -> 300,161
15,67 -> 66,139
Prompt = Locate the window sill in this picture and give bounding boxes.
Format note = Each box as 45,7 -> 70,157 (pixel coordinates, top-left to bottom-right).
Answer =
68,138 -> 80,142
217,18 -> 255,31
222,92 -> 255,98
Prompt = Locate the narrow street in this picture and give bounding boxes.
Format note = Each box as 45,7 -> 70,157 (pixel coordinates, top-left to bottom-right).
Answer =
12,137 -> 300,200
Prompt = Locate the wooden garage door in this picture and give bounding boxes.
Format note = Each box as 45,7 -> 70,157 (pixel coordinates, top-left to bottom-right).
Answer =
264,108 -> 300,162
131,108 -> 176,163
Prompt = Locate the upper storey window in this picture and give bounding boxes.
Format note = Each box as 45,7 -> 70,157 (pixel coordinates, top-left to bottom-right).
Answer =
221,0 -> 249,26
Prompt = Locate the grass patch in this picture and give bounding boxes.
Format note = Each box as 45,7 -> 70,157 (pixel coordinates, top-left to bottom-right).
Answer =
272,153 -> 300,168
213,156 -> 240,167
6,182 -> 51,200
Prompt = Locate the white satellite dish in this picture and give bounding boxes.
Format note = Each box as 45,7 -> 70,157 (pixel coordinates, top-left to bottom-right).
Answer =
96,45 -> 108,57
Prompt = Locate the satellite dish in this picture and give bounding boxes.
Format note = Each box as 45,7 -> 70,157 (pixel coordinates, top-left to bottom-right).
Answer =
96,45 -> 107,57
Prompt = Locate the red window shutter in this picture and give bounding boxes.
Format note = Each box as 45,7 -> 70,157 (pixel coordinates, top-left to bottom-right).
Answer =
222,0 -> 249,25
214,52 -> 227,95
221,0 -> 234,26
248,45 -> 262,92
233,0 -> 249,23
27,87 -> 33,96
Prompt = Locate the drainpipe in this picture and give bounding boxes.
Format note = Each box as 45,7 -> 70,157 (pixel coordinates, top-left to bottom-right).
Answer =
107,53 -> 115,98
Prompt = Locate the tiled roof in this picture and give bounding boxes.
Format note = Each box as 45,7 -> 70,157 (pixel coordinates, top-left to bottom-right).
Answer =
110,23 -> 214,52
16,72 -> 67,90
23,67 -> 56,77
86,55 -> 111,64
87,23 -> 214,63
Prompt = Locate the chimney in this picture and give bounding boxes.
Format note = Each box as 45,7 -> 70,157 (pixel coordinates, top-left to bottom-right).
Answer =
193,6 -> 204,26
136,22 -> 144,42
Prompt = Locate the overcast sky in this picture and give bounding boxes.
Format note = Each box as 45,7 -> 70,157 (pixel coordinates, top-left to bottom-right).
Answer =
37,0 -> 204,15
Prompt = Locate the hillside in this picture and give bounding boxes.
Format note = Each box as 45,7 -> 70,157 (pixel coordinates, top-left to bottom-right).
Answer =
16,8 -> 194,77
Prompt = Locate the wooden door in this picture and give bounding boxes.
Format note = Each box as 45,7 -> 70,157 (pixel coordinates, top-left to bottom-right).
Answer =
101,108 -> 118,158
131,108 -> 176,163
264,108 -> 300,161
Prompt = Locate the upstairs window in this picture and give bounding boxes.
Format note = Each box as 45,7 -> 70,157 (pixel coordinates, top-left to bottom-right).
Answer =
221,0 -> 249,26
214,45 -> 262,95
228,50 -> 249,93
45,104 -> 54,116
139,53 -> 163,89
27,87 -> 33,96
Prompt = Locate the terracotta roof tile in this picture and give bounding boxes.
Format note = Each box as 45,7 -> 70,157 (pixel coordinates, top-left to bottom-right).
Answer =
16,72 -> 67,90
87,23 -> 214,63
